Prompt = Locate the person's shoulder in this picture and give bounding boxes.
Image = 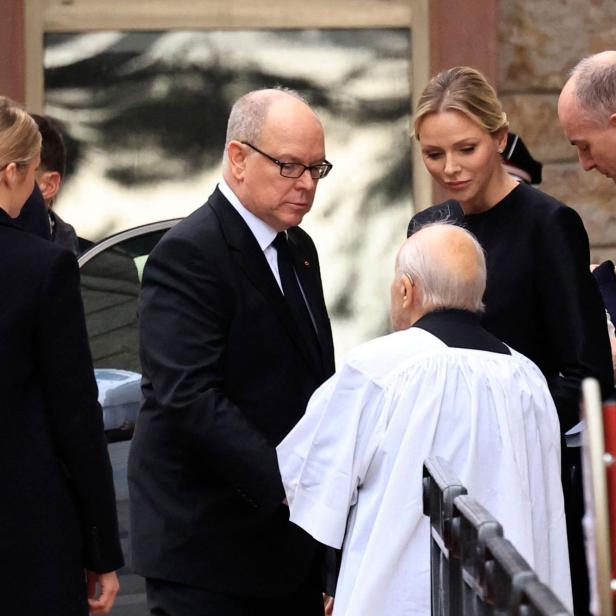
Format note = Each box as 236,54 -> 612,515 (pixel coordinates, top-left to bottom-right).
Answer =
167,201 -> 216,238
513,185 -> 589,245
344,328 -> 446,381
1,221 -> 67,258
0,223 -> 76,282
143,195 -> 232,283
503,345 -> 549,381
152,198 -> 221,259
407,200 -> 463,236
512,182 -> 574,219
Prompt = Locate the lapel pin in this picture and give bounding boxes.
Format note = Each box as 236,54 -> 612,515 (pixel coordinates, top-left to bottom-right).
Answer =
304,260 -> 310,267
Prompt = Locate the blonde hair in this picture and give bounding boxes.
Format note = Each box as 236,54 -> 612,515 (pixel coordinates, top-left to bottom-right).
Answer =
0,96 -> 41,169
414,66 -> 508,139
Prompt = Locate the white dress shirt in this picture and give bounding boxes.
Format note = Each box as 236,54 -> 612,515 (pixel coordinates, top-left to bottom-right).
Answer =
218,179 -> 282,289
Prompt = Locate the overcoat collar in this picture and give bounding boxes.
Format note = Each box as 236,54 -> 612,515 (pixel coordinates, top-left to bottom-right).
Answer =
0,208 -> 21,229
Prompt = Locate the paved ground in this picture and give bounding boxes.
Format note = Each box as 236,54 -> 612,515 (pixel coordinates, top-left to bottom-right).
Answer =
109,440 -> 149,615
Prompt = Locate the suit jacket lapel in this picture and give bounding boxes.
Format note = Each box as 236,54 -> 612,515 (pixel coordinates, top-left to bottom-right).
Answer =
209,188 -> 323,377
287,231 -> 333,373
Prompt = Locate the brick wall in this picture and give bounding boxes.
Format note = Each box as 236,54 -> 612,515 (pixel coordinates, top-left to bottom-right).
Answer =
498,0 -> 616,262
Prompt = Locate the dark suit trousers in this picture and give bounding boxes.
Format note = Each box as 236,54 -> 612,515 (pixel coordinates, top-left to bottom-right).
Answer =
146,575 -> 324,616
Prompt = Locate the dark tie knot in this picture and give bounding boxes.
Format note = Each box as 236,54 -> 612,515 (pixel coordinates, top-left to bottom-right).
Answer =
273,232 -> 288,252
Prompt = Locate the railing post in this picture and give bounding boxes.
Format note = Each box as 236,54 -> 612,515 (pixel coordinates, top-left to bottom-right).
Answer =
454,495 -> 503,615
423,457 -> 468,615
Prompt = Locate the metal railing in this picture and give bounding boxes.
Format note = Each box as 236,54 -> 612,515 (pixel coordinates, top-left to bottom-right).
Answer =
423,456 -> 571,615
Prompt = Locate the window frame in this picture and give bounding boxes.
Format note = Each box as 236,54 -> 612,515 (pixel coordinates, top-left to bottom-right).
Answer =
25,0 -> 431,208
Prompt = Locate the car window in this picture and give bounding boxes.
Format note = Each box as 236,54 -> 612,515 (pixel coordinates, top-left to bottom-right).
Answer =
79,225 -> 175,440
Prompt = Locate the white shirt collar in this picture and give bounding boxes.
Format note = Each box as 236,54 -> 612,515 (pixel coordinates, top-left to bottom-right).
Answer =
218,178 -> 278,251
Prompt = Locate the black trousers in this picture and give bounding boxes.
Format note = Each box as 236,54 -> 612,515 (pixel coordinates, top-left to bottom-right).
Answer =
146,576 -> 325,616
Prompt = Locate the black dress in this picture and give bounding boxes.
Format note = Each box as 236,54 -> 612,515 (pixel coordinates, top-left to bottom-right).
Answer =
0,210 -> 123,615
408,181 -> 613,432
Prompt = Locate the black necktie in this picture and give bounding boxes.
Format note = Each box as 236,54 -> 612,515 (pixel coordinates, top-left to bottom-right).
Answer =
273,232 -> 320,365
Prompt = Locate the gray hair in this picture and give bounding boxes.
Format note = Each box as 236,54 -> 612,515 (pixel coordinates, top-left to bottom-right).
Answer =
398,222 -> 486,313
224,87 -> 308,150
571,51 -> 616,124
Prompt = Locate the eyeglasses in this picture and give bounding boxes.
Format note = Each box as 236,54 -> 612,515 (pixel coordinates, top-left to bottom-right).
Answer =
242,141 -> 333,179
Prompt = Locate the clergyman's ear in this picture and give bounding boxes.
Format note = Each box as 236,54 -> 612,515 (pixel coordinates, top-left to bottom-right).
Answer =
609,112 -> 616,128
401,273 -> 415,307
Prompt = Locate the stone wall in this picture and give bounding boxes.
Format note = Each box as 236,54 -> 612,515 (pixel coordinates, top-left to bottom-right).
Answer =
498,0 -> 616,263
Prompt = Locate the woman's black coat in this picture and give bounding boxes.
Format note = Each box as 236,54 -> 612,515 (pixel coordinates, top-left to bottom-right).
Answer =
0,210 -> 123,615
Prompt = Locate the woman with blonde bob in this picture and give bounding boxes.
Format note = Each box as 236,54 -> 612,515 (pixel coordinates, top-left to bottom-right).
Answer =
408,66 -> 611,614
0,96 -> 123,615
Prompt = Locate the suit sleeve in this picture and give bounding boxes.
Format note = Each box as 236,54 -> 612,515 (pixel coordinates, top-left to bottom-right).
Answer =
139,233 -> 287,513
36,249 -> 123,573
537,206 -> 614,430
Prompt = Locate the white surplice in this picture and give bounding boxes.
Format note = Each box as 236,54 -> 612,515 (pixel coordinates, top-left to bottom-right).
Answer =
277,327 -> 573,615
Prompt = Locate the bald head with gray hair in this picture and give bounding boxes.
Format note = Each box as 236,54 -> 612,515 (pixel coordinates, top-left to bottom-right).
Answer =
558,51 -> 616,181
395,222 -> 486,324
567,50 -> 616,125
224,87 -> 309,151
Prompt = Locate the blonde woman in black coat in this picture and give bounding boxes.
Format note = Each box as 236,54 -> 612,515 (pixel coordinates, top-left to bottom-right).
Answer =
0,97 -> 123,615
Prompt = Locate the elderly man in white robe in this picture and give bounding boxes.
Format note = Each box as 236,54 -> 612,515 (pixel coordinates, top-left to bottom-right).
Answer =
276,223 -> 572,615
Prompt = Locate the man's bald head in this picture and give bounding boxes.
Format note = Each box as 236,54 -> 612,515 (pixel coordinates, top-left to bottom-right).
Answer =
560,51 -> 616,125
390,223 -> 486,331
224,88 -> 313,152
558,51 -> 616,181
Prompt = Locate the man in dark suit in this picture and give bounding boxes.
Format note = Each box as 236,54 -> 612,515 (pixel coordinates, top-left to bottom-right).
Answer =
128,88 -> 335,616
